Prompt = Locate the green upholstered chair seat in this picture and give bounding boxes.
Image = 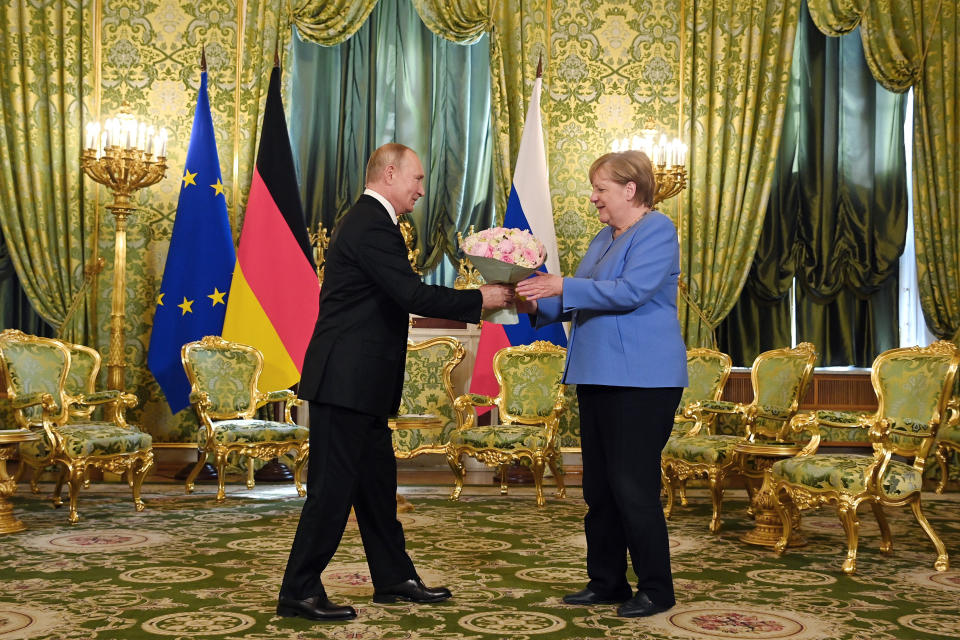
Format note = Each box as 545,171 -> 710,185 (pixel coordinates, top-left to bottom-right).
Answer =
21,423 -> 152,459
199,420 -> 309,446
662,434 -> 742,464
449,425 -> 549,450
772,455 -> 921,499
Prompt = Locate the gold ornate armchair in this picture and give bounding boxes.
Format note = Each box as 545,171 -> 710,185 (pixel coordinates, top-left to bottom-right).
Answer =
662,348 -> 733,513
769,341 -> 959,574
447,341 -> 567,506
661,342 -> 817,532
181,336 -> 309,502
0,329 -> 152,524
392,336 -> 465,464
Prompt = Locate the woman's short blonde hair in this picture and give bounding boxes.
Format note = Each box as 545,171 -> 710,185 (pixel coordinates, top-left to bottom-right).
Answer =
588,150 -> 656,208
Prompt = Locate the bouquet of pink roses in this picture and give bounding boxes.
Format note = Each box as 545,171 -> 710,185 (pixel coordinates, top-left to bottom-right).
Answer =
460,227 -> 546,324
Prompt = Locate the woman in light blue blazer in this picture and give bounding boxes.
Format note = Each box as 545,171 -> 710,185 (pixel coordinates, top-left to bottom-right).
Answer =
517,150 -> 687,618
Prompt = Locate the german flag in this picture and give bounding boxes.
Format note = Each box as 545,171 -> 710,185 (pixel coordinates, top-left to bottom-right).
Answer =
221,63 -> 319,391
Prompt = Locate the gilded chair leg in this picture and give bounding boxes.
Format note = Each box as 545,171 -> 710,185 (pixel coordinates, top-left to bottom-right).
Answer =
184,449 -> 207,495
772,485 -> 792,556
131,455 -> 152,512
29,469 -> 40,495
662,466 -> 677,519
934,445 -> 949,494
293,447 -> 308,497
498,463 -> 509,496
744,479 -> 757,517
678,477 -> 688,506
531,457 -> 546,507
246,458 -> 256,490
65,464 -> 84,524
837,504 -> 861,574
707,470 -> 724,534
869,502 -> 893,554
446,451 -> 465,501
910,496 -> 949,572
52,465 -> 67,507
548,454 -> 566,498
214,452 -> 228,502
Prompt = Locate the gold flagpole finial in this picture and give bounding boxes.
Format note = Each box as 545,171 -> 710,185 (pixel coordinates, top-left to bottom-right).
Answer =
201,43 -> 207,72
536,53 -> 543,78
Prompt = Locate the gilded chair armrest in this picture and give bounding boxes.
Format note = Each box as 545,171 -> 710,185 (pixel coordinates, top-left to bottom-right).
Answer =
11,392 -> 56,412
788,412 -> 823,456
867,417 -> 892,443
189,390 -> 210,408
453,393 -> 494,432
73,390 -> 138,427
453,393 -> 495,411
256,389 -> 296,407
695,399 -> 739,415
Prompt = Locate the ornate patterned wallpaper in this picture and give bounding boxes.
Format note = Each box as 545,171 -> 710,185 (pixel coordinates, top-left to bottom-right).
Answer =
93,0 -> 684,442
546,0 -> 683,274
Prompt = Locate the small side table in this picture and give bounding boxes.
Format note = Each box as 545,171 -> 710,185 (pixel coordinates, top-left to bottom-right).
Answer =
735,441 -> 808,548
388,414 -> 443,513
0,429 -> 39,534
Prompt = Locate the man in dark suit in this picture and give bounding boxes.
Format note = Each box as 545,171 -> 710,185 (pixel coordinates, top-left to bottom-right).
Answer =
277,143 -> 514,622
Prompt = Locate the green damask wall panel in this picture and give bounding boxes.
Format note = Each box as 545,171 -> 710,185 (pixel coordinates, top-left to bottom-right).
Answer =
546,0 -> 683,275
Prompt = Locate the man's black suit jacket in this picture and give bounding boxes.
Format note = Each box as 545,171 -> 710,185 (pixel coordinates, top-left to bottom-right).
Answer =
298,194 -> 482,417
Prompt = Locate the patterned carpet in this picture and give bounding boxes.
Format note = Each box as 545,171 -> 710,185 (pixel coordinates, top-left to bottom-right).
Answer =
2,481 -> 960,640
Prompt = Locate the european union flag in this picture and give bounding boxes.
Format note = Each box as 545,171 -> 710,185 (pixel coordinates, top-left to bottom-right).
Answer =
147,68 -> 236,413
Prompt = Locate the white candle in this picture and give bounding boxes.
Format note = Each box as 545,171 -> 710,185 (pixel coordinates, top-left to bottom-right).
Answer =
159,128 -> 167,157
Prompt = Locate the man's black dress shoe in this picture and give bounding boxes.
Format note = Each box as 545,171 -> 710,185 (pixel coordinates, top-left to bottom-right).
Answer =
562,587 -> 632,606
277,593 -> 357,621
373,578 -> 452,604
616,592 -> 672,618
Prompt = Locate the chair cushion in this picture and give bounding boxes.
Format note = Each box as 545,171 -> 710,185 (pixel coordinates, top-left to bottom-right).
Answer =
199,420 -> 309,445
21,423 -> 152,459
662,434 -> 742,464
771,455 -> 922,499
449,425 -> 549,450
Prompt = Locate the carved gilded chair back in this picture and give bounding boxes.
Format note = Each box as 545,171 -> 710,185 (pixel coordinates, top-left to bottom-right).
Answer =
393,336 -> 465,457
871,341 -> 960,461
181,336 -> 263,420
493,341 -> 567,425
747,342 -> 817,440
0,329 -> 70,426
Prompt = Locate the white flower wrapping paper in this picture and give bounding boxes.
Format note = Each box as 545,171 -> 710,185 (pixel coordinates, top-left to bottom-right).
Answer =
461,228 -> 546,325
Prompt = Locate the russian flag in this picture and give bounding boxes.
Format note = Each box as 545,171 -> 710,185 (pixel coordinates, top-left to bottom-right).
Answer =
470,69 -> 567,402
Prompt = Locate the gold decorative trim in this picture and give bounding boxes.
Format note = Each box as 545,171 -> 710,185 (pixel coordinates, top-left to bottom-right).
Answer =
232,0 -> 247,237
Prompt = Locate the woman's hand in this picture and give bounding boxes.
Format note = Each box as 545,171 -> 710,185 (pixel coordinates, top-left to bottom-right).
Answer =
516,272 -> 563,301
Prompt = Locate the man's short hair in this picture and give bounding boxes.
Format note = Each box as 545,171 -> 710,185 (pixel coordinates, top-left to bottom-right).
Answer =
366,143 -> 414,184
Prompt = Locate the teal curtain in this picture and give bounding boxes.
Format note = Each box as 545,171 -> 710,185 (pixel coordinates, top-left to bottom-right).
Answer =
0,227 -> 52,336
718,1 -> 906,367
289,0 -> 494,286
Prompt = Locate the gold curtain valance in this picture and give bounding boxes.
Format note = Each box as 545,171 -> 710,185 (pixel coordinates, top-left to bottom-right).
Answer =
291,0 -> 379,46
807,0 -> 944,92
411,0 -> 493,44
